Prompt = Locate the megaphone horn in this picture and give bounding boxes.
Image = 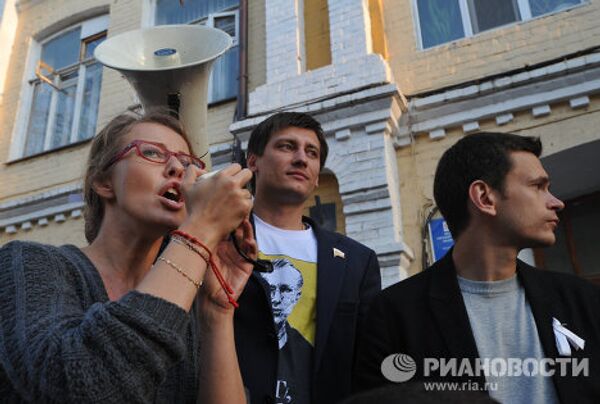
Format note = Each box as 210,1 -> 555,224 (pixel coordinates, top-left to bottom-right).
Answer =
94,24 -> 233,168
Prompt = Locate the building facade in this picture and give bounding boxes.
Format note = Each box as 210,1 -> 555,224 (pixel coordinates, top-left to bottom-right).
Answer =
1,0 -> 599,287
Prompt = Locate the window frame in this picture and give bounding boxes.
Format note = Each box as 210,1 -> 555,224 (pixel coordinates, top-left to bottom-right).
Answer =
413,0 -> 586,50
8,15 -> 108,161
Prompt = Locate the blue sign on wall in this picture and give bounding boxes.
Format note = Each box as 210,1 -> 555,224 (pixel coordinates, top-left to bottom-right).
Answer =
428,218 -> 454,262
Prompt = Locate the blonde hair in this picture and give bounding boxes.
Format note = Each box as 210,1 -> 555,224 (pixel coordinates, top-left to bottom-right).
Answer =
83,110 -> 192,243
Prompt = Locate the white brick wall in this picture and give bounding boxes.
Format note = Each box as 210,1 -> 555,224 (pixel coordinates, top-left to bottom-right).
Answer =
265,0 -> 302,82
328,0 -> 371,64
325,121 -> 412,285
249,0 -> 392,115
249,53 -> 392,114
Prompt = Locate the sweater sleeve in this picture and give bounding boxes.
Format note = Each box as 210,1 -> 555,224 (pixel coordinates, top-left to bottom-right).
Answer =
0,241 -> 190,403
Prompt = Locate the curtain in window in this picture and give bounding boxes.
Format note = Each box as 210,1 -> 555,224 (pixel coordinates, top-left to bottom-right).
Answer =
51,81 -> 77,149
210,12 -> 238,102
469,0 -> 520,33
530,0 -> 581,17
210,45 -> 239,102
417,0 -> 465,48
155,0 -> 238,24
78,62 -> 103,140
24,83 -> 52,155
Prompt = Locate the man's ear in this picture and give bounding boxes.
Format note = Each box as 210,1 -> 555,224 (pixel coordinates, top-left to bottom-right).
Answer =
92,177 -> 115,200
247,153 -> 258,173
468,180 -> 497,217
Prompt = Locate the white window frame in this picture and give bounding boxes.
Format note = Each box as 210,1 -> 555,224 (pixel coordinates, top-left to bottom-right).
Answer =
413,0 -> 586,50
8,15 -> 108,160
208,10 -> 240,46
206,9 -> 240,103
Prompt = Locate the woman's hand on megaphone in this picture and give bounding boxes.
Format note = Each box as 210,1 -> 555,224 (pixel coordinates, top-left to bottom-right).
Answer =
178,163 -> 253,246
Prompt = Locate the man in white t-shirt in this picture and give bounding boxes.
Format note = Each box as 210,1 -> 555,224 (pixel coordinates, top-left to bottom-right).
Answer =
234,112 -> 381,404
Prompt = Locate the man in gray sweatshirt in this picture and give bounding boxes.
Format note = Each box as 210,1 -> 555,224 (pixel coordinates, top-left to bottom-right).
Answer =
354,132 -> 600,403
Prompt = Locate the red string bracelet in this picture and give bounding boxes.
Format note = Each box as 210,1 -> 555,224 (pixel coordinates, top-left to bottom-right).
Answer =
171,230 -> 233,294
171,229 -> 239,308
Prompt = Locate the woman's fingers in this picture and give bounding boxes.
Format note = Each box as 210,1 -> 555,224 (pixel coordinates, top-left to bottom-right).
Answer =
179,164 -> 254,241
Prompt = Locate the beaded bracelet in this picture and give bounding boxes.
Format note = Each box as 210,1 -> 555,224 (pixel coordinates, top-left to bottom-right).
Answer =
170,229 -> 239,308
157,257 -> 202,289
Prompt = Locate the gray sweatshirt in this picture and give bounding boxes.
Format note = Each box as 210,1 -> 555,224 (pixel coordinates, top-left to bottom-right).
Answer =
0,241 -> 201,403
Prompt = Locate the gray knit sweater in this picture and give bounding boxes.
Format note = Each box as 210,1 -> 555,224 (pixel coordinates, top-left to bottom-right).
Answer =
0,241 -> 201,403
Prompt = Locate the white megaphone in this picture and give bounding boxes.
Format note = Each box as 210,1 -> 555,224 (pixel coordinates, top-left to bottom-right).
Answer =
94,25 -> 232,167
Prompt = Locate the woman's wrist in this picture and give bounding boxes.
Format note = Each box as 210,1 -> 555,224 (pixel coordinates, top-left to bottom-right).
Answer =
197,293 -> 235,329
175,223 -> 221,252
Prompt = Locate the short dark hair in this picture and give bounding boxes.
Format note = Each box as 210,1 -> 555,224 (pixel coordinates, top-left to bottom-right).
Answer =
247,112 -> 329,169
433,132 -> 542,238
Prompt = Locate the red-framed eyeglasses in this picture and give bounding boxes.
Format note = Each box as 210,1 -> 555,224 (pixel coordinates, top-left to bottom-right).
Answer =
104,140 -> 206,170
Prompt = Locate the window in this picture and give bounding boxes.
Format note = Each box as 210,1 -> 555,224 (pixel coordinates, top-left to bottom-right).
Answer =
22,16 -> 107,157
535,192 -> 600,285
415,0 -> 584,49
154,0 -> 239,104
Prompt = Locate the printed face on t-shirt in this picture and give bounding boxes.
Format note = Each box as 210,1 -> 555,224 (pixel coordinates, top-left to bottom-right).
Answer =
262,259 -> 304,328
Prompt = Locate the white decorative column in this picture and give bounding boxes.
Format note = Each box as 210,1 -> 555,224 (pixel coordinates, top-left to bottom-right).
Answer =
328,0 -> 372,64
265,0 -> 303,83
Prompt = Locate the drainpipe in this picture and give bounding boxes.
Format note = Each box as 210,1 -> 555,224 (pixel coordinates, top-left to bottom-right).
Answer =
235,0 -> 248,121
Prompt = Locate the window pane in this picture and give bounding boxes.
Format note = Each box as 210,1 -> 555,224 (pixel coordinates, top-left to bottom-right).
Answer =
25,82 -> 52,156
213,14 -> 236,37
41,28 -> 81,70
83,34 -> 106,59
78,63 -> 103,140
155,0 -> 239,24
417,0 -> 465,48
569,195 -> 600,276
210,45 -> 239,103
51,82 -> 77,149
469,0 -> 520,33
529,0 -> 582,17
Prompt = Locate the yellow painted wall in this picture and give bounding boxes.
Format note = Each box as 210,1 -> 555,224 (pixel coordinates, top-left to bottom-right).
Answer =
381,0 -> 599,95
248,0 -> 266,93
369,0 -> 387,59
304,0 -> 331,71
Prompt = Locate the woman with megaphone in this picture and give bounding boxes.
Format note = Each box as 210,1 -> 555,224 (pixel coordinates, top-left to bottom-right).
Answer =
0,110 -> 255,403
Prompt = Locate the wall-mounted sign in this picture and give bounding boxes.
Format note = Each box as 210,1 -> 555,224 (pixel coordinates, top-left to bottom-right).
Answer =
428,218 -> 454,262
